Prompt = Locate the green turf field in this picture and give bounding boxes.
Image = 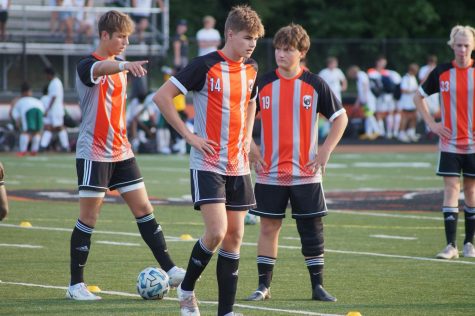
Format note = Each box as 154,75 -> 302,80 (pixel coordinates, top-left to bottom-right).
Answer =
0,152 -> 474,316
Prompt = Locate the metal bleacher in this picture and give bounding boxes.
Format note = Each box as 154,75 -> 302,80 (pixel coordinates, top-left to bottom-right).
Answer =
0,0 -> 169,92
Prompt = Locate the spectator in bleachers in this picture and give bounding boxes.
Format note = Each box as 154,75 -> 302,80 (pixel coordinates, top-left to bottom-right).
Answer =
57,0 -> 74,43
196,15 -> 221,56
75,0 -> 95,44
40,67 -> 69,152
397,63 -> 420,142
0,0 -> 10,41
347,65 -> 379,140
49,0 -> 60,35
172,19 -> 188,72
10,83 -> 44,156
130,0 -> 163,44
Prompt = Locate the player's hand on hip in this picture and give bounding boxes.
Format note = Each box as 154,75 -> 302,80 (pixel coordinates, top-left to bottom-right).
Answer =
187,134 -> 218,156
429,122 -> 451,139
125,60 -> 148,77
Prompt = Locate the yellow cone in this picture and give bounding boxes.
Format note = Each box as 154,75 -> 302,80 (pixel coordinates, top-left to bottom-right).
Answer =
87,285 -> 101,293
347,312 -> 362,316
19,221 -> 32,228
180,234 -> 193,241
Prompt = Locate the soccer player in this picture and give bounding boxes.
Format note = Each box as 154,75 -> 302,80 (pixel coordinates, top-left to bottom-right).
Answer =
40,67 -> 70,152
10,83 -> 44,156
246,24 -> 348,302
414,25 -> 475,259
0,161 -> 8,221
153,5 -> 264,316
66,10 -> 185,301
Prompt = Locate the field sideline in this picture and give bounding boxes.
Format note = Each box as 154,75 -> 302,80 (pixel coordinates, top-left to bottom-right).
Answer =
0,151 -> 474,316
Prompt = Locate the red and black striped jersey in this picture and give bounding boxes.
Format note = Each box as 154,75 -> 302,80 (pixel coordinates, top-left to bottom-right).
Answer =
420,60 -> 475,154
255,69 -> 345,185
171,50 -> 258,176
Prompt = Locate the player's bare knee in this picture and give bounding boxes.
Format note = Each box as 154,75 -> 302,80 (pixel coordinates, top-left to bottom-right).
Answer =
204,228 -> 226,248
296,217 -> 324,257
260,217 -> 282,237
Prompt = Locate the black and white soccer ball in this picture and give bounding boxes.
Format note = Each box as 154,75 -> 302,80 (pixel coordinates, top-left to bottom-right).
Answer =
244,212 -> 260,225
136,267 -> 170,300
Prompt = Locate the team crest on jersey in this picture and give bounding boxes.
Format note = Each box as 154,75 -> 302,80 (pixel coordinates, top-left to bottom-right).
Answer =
248,79 -> 254,92
302,95 -> 312,109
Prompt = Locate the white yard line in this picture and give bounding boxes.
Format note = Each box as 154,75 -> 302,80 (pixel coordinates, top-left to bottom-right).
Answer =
0,243 -> 43,248
95,241 -> 141,247
2,223 -> 474,265
369,234 -> 417,240
0,280 -> 343,316
331,210 -> 442,221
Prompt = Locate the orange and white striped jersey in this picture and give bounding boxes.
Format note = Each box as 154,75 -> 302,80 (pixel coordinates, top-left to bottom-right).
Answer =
171,50 -> 258,176
420,60 -> 475,154
256,69 -> 345,186
75,53 -> 133,162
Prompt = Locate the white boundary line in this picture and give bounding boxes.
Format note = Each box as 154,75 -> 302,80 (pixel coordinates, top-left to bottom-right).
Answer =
331,210 -> 442,221
0,243 -> 43,248
2,223 -> 475,265
0,281 -> 343,316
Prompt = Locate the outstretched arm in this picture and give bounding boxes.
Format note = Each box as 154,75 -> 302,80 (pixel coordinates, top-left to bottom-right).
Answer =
93,60 -> 148,78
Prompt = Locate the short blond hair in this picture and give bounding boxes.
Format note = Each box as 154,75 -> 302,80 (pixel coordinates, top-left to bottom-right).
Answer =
224,5 -> 264,41
447,25 -> 475,48
98,10 -> 135,38
273,23 -> 310,54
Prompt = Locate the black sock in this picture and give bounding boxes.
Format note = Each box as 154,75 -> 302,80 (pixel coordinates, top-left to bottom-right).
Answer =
257,255 -> 275,288
305,257 -> 324,290
136,213 -> 175,272
70,219 -> 93,285
181,238 -> 213,291
443,207 -> 458,247
217,249 -> 240,316
464,205 -> 475,244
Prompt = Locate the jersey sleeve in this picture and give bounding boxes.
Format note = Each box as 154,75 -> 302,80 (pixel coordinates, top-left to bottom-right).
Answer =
315,75 -> 345,122
420,67 -> 439,97
170,57 -> 208,94
77,56 -> 100,87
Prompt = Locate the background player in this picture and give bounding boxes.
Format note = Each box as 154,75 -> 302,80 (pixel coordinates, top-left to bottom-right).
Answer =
153,5 -> 264,316
10,83 -> 44,156
414,25 -> 475,259
247,24 -> 348,302
0,161 -> 8,220
67,10 -> 184,301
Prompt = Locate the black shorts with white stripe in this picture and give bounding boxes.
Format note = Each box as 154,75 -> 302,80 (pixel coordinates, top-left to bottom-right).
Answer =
250,183 -> 327,219
437,151 -> 475,178
190,169 -> 256,211
76,158 -> 144,193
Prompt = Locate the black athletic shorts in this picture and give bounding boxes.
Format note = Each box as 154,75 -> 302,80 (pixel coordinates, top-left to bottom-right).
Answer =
190,169 -> 256,211
76,157 -> 144,193
250,183 -> 327,219
437,151 -> 475,178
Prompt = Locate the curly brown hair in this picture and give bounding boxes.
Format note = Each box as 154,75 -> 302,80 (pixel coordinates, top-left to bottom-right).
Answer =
273,23 -> 310,54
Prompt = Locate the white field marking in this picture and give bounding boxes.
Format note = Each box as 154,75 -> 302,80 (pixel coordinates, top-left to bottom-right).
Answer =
0,243 -> 43,248
95,241 -> 141,247
369,234 -> 417,240
3,223 -> 474,265
0,281 -> 344,316
240,242 -> 475,265
331,210 -> 442,221
0,223 -> 182,241
352,162 -> 432,168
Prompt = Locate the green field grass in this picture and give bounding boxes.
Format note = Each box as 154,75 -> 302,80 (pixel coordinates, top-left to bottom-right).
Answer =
0,152 -> 474,316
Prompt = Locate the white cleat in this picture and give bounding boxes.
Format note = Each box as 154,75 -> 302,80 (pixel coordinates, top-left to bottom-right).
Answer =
463,242 -> 475,257
167,266 -> 186,288
177,284 -> 200,316
66,282 -> 102,300
436,244 -> 459,259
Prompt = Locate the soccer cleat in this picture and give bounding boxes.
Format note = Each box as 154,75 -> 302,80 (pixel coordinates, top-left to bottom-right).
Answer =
177,284 -> 200,316
246,284 -> 271,301
436,244 -> 459,259
167,266 -> 186,288
463,242 -> 475,258
312,284 -> 337,302
66,282 -> 102,300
